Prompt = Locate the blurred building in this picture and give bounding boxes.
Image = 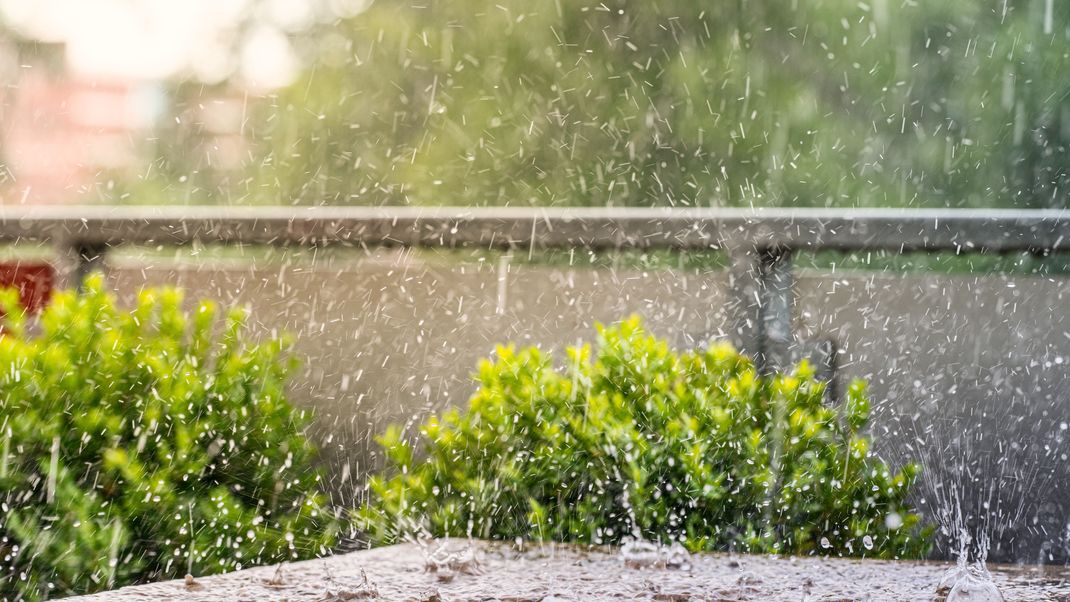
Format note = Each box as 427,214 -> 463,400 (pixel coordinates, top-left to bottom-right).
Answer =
0,37 -> 252,205
0,40 -> 163,203
161,86 -> 251,175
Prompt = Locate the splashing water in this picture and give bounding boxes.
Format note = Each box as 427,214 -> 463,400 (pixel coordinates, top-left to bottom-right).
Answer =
937,530 -> 1004,601
945,568 -> 1005,602
614,468 -> 691,571
619,538 -> 691,570
419,540 -> 483,583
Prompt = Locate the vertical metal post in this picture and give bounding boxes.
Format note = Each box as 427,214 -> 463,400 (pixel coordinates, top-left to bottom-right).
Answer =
728,247 -> 795,374
53,241 -> 107,293
727,247 -> 764,363
811,337 -> 840,402
761,248 -> 794,373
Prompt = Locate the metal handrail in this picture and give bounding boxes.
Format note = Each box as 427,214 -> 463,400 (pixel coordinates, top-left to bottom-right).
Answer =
8,205 -> 1067,376
1,205 -> 1070,252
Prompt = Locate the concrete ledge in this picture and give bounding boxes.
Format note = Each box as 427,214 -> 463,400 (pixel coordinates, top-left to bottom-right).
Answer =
67,540 -> 1070,601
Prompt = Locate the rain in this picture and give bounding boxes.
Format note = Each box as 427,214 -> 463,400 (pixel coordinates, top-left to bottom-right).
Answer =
0,0 -> 1064,601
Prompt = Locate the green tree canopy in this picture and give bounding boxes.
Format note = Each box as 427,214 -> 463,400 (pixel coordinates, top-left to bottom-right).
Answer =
133,0 -> 1070,209
119,0 -> 1070,210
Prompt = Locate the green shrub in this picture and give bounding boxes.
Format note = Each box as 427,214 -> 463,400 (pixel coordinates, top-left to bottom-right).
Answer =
357,316 -> 930,559
0,275 -> 338,600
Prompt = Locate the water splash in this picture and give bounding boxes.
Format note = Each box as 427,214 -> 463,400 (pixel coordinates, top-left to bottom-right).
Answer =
937,529 -> 1004,602
615,467 -> 691,571
619,537 -> 691,570
945,568 -> 1004,602
419,540 -> 483,583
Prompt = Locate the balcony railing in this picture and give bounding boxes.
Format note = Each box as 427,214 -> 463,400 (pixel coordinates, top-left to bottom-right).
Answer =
5,205 -> 1070,375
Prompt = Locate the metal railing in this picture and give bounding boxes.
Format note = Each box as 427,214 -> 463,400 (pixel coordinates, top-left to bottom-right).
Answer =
5,205 -> 1070,375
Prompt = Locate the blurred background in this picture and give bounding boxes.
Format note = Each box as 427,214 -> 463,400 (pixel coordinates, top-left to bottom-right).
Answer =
0,0 -> 1068,564
0,0 -> 1067,209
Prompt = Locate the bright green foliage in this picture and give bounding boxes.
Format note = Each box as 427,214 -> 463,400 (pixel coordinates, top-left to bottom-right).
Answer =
357,317 -> 930,559
0,275 -> 338,600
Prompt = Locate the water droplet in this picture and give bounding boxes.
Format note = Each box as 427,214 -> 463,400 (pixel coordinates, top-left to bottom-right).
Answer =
885,513 -> 903,530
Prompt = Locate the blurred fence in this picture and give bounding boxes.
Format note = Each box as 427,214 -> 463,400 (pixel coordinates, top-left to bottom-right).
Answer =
2,205 -> 1069,563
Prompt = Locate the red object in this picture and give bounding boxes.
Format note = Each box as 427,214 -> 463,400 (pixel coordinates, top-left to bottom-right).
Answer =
0,262 -> 55,314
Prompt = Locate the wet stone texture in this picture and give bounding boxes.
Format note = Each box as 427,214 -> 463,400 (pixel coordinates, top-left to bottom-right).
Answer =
68,540 -> 1070,602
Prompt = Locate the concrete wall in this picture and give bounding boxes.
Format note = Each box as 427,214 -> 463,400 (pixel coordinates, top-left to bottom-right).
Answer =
106,251 -> 1069,563
796,271 -> 1070,563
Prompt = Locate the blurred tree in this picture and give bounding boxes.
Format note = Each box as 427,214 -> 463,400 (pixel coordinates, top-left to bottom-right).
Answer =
125,0 -> 1070,208
98,81 -> 256,205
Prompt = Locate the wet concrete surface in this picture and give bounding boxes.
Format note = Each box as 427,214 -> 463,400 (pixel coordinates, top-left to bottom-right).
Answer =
67,540 -> 1070,601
